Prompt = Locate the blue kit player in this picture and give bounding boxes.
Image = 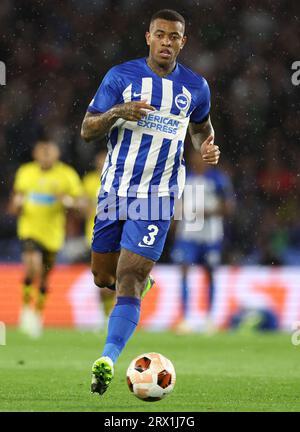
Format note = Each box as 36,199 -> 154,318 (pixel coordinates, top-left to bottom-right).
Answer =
81,9 -> 220,395
172,150 -> 235,334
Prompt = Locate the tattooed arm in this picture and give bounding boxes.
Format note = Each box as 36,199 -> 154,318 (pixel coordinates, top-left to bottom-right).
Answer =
81,100 -> 155,142
188,116 -> 220,165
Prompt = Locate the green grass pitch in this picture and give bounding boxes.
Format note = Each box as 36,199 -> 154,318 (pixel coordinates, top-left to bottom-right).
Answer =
0,328 -> 300,411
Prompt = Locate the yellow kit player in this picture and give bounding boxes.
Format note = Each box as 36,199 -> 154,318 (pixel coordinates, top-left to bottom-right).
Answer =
82,150 -> 115,322
10,139 -> 83,337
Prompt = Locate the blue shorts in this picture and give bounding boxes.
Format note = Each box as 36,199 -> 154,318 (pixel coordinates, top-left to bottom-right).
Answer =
171,239 -> 222,267
92,193 -> 174,262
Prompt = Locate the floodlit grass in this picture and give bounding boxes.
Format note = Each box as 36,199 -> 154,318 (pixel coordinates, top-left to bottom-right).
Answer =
0,328 -> 300,411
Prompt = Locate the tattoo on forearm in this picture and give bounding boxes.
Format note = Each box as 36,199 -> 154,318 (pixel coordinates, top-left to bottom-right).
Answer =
81,110 -> 118,141
189,118 -> 214,150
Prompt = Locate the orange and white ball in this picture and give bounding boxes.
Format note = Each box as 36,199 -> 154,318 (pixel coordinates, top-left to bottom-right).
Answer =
126,352 -> 176,401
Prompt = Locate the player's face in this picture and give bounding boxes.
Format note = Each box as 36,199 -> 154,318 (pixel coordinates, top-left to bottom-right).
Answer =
33,142 -> 60,169
146,19 -> 186,67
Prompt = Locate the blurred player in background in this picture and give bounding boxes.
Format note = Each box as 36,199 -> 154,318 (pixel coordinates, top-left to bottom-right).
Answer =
82,150 -> 115,324
171,150 -> 235,334
10,139 -> 83,338
81,9 -> 220,395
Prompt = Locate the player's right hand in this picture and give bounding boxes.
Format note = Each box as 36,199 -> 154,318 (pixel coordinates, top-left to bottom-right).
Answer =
115,100 -> 155,121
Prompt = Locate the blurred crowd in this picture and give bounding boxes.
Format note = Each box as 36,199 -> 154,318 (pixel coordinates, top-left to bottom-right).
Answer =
0,0 -> 299,264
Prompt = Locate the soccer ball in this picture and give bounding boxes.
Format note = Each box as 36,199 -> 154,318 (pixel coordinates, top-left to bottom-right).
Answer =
126,352 -> 176,401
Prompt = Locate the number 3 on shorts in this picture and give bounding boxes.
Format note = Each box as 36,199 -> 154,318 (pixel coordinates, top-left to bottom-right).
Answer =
142,224 -> 159,246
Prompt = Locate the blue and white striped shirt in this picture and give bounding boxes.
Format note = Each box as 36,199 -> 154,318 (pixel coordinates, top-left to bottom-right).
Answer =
88,57 -> 210,198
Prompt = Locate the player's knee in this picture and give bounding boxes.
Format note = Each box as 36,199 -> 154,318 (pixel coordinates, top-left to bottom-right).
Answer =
25,266 -> 39,280
92,270 -> 115,290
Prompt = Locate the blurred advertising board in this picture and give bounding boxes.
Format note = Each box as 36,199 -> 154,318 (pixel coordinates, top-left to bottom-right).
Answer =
0,264 -> 299,330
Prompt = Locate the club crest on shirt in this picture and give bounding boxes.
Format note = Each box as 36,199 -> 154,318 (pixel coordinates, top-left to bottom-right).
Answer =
175,93 -> 190,111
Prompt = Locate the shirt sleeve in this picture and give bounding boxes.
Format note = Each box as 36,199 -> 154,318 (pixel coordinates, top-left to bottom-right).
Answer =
82,175 -> 89,194
190,77 -> 211,124
82,174 -> 93,198
65,168 -> 84,197
87,67 -> 122,114
13,166 -> 27,193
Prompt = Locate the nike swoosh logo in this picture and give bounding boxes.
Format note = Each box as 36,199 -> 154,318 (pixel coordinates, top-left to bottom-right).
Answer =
133,91 -> 151,98
138,242 -> 153,248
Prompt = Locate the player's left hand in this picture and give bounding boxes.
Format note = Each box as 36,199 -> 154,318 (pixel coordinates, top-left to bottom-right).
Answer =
200,135 -> 220,165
